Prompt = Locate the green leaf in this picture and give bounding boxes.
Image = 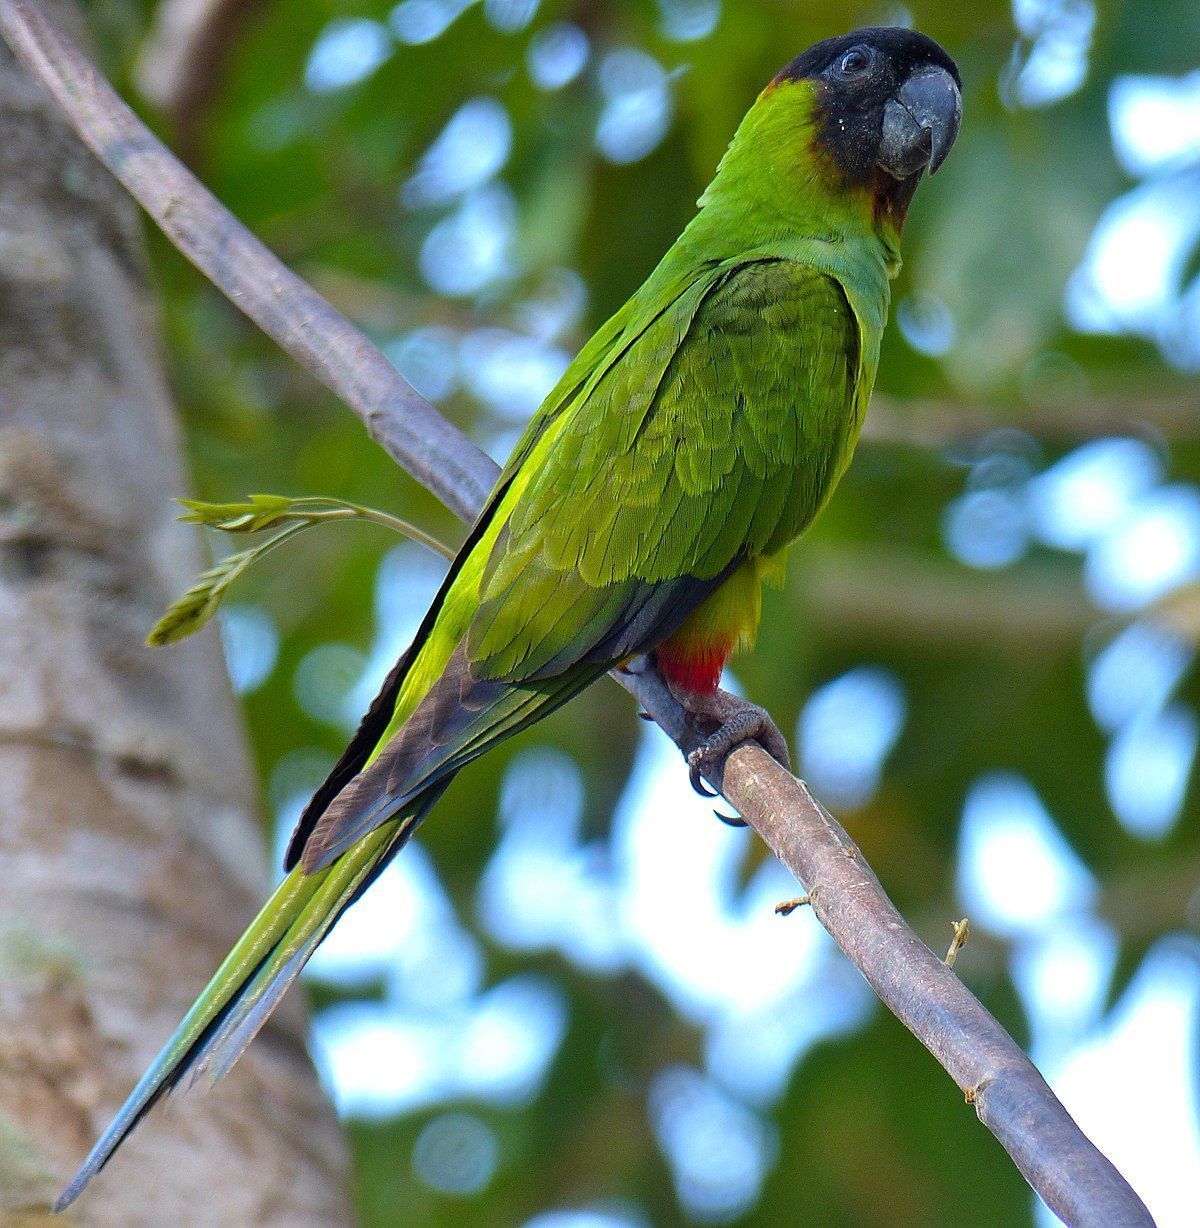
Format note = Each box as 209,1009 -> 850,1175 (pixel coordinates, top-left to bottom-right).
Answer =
149,493 -> 455,647
147,524 -> 307,645
174,493 -> 456,558
176,493 -> 305,532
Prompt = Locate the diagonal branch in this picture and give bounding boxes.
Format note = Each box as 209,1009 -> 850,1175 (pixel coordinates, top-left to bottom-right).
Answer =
0,4 -> 1155,1226
0,0 -> 494,526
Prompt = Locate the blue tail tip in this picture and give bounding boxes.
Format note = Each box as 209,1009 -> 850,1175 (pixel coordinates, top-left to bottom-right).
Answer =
52,1170 -> 89,1214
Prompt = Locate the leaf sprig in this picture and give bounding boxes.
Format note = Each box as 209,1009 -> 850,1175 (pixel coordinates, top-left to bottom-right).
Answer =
148,494 -> 454,646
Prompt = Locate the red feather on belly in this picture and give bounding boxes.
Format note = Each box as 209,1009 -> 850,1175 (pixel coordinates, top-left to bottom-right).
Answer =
655,638 -> 734,696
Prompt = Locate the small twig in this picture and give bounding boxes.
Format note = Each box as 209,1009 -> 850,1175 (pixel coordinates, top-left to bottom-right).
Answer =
945,918 -> 970,968
0,6 -> 1156,1227
775,895 -> 811,917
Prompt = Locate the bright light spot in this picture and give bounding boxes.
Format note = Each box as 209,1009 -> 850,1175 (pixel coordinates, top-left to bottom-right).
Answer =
942,489 -> 1029,569
480,724 -> 870,1112
650,1066 -> 776,1223
1066,177 -> 1200,334
797,666 -> 906,810
496,746 -> 587,836
310,1003 -> 451,1118
596,50 -> 672,164
1041,939 -> 1200,1228
374,541 -> 447,640
1084,484 -> 1200,611
657,0 -> 720,42
397,924 -> 487,1012
1165,273 -> 1200,371
403,97 -> 513,209
459,975 -> 569,1103
412,1112 -> 497,1195
704,963 -> 874,1105
385,325 -> 461,401
390,0 -> 475,45
515,268 -> 588,341
306,842 -> 455,987
896,291 -> 956,356
1028,437 -> 1162,552
420,183 -> 516,296
956,772 -> 1096,936
1105,703 -> 1198,839
219,603 -> 278,693
1011,916 -> 1118,1061
524,1210 -> 646,1228
293,642 -> 368,729
460,328 -> 571,420
479,724 -> 876,1110
304,19 -> 392,94
527,23 -> 590,91
310,974 -> 570,1118
478,749 -> 626,973
1006,0 -> 1094,109
615,725 -> 824,1018
1086,619 -> 1193,732
484,0 -> 539,33
1109,72 -> 1200,177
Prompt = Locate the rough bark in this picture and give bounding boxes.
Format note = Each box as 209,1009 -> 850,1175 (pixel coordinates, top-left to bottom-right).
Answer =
0,31 -> 349,1227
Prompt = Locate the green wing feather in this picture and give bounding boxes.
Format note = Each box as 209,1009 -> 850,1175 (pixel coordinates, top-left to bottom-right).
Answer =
468,258 -> 862,677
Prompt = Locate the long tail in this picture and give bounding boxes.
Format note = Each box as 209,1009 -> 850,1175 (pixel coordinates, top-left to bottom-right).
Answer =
53,791 -> 440,1213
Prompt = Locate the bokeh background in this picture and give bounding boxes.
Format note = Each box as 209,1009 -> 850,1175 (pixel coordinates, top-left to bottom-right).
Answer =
93,0 -> 1199,1223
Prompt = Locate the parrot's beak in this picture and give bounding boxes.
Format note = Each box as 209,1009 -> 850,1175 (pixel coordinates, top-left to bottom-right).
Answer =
877,66 -> 962,178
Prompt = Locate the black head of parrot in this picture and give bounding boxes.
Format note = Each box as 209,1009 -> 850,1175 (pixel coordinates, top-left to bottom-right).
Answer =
778,27 -> 962,186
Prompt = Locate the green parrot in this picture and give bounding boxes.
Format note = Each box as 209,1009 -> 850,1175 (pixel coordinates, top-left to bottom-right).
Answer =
57,26 -> 960,1209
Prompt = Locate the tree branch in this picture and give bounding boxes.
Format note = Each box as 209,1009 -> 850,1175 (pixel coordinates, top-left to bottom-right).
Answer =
0,3 -> 1155,1225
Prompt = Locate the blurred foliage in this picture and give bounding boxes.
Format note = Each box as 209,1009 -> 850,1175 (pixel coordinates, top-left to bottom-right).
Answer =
83,0 -> 1200,1224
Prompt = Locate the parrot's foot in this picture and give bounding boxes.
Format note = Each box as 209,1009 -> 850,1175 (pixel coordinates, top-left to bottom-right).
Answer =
666,684 -> 792,798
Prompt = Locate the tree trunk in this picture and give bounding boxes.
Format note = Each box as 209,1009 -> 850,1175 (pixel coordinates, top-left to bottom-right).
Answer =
0,30 -> 350,1228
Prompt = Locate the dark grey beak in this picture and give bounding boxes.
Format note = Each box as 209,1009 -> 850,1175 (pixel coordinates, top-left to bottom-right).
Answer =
877,66 -> 962,178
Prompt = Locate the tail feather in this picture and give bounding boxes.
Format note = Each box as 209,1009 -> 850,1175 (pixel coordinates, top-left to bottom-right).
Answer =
53,808 -> 423,1213
194,824 -> 393,1084
302,653 -> 608,872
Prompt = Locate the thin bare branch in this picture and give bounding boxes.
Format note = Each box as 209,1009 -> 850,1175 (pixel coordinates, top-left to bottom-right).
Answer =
0,0 -> 494,526
626,666 -> 1156,1227
0,4 -> 1155,1226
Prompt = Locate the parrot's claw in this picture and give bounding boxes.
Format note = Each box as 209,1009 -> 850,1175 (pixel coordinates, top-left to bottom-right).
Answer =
688,757 -> 719,797
713,806 -> 748,828
670,684 -> 793,801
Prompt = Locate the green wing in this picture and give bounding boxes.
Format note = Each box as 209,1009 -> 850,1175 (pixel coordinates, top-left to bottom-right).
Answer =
468,257 -> 862,680
300,258 -> 861,869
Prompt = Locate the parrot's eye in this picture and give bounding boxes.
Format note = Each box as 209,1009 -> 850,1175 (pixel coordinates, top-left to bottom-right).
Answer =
835,47 -> 872,79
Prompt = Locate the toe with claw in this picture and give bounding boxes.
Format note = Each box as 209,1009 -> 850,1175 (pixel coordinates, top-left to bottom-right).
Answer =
668,682 -> 793,799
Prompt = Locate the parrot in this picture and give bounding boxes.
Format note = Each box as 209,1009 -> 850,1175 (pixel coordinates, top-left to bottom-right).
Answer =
56,25 -> 960,1209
